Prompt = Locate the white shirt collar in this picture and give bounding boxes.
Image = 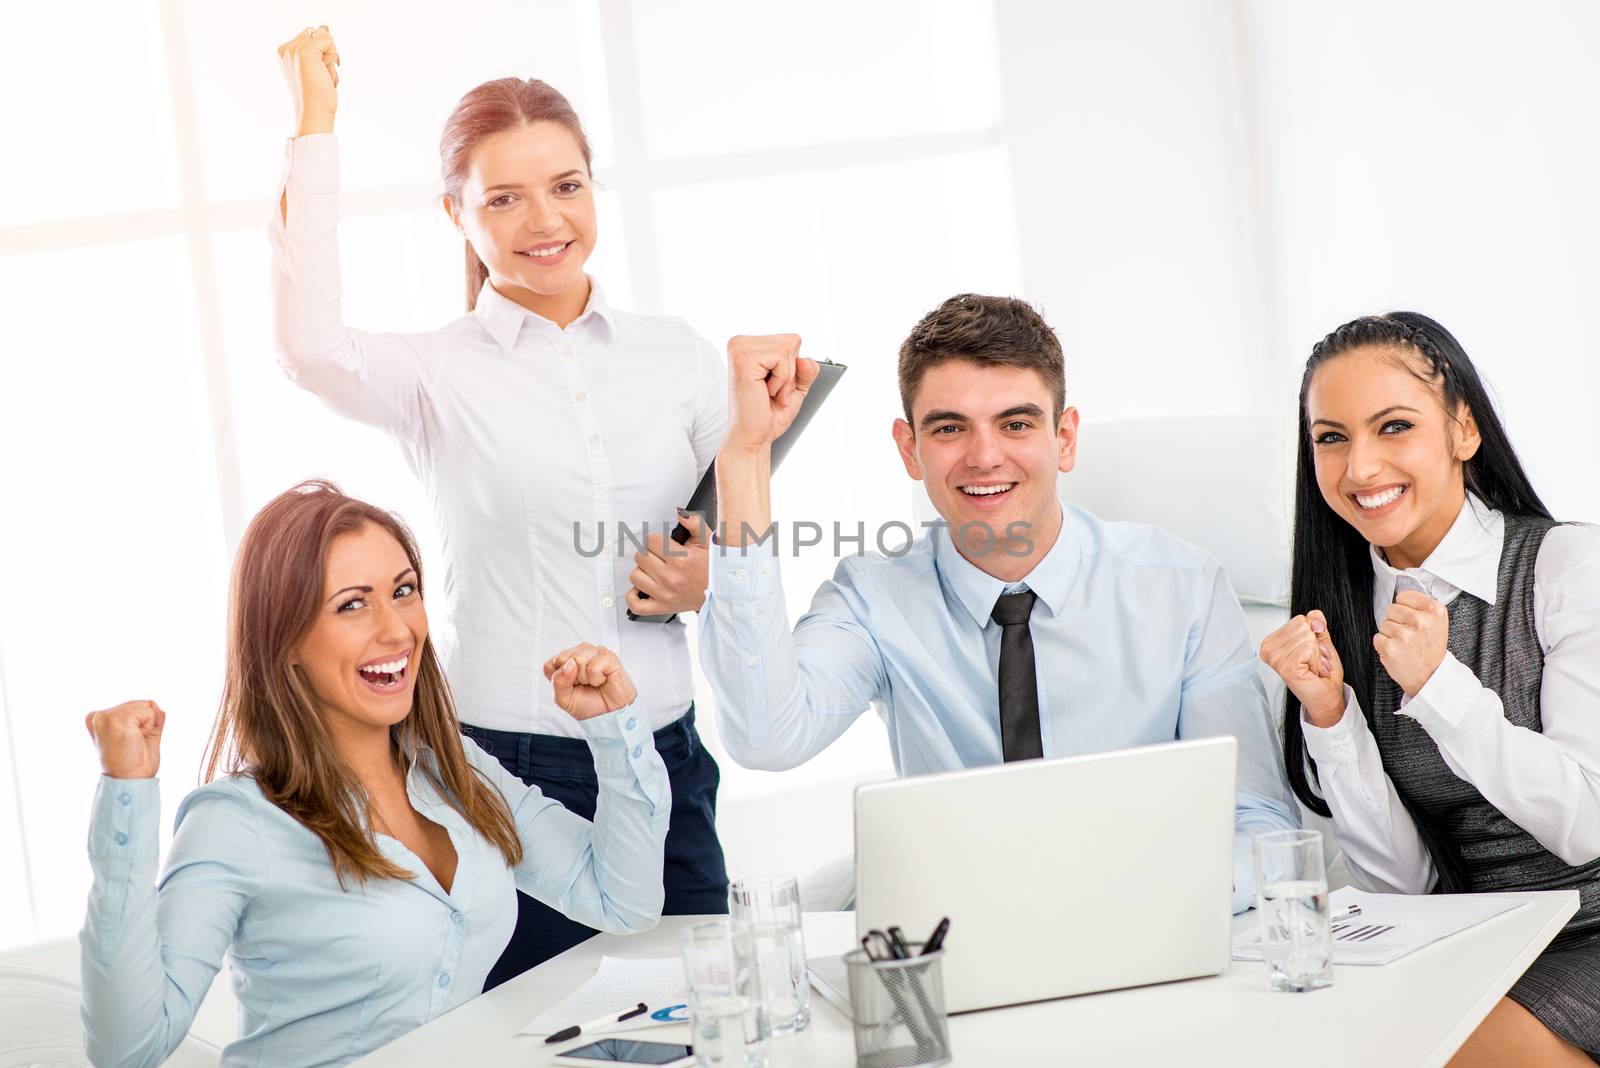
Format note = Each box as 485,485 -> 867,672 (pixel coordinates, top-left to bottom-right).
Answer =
1369,493 -> 1503,609
472,276 -> 616,352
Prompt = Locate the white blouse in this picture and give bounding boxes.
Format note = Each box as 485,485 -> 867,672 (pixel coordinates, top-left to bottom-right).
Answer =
1302,496 -> 1600,893
270,134 -> 727,737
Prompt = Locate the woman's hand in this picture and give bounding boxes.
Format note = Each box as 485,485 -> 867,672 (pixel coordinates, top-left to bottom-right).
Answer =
1375,589 -> 1450,697
542,644 -> 638,720
277,25 -> 340,137
626,513 -> 710,615
84,700 -> 165,779
1260,611 -> 1347,728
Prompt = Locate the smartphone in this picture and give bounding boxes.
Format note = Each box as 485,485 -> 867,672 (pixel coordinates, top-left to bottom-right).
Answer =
551,1037 -> 695,1066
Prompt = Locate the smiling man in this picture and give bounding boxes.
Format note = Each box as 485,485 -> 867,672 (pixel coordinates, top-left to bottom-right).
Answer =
699,294 -> 1298,912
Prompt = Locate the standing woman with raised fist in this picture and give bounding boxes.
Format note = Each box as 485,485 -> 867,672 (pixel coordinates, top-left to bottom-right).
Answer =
269,27 -> 730,983
79,481 -> 667,1066
1261,312 -> 1600,1066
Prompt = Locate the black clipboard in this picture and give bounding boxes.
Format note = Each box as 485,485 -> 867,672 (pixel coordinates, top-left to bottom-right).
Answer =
628,359 -> 847,622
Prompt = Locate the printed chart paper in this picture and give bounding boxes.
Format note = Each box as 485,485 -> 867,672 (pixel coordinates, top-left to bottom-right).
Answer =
1233,887 -> 1525,966
522,955 -> 689,1035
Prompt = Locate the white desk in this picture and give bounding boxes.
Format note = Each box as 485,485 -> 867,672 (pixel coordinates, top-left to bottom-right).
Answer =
359,891 -> 1574,1067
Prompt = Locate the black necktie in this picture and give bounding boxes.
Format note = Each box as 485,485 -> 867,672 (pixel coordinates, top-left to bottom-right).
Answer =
991,589 -> 1043,762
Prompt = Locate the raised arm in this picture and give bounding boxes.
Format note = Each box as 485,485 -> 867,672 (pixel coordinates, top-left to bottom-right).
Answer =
465,645 -> 669,933
269,26 -> 430,440
1261,611 -> 1435,894
79,702 -> 263,1068
697,334 -> 885,770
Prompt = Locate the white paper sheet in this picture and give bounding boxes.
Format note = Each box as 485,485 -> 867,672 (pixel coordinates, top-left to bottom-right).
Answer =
521,955 -> 690,1035
1232,887 -> 1525,966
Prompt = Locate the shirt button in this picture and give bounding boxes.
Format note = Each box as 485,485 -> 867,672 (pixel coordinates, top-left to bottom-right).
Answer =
589,434 -> 600,445
597,482 -> 609,493
114,832 -> 128,846
117,793 -> 131,807
451,911 -> 464,925
626,717 -> 637,730
437,973 -> 452,988
602,596 -> 615,608
735,568 -> 748,581
746,655 -> 758,667
562,345 -> 575,358
632,745 -> 643,759
575,390 -> 586,402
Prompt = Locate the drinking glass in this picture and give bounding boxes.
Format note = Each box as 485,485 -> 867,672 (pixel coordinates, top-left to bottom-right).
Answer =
728,875 -> 811,1035
1253,829 -> 1333,992
681,919 -> 770,1068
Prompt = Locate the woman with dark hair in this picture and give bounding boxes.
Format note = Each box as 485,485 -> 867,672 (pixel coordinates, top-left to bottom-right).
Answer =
79,481 -> 667,1067
269,26 -> 731,982
1262,312 -> 1600,1066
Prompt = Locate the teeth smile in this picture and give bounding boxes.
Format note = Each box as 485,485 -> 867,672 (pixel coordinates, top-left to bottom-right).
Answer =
961,483 -> 1015,496
519,242 -> 572,258
1355,486 -> 1406,509
358,654 -> 409,678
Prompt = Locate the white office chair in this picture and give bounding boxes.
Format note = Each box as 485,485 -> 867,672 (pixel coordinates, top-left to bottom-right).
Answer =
1055,412 -> 1348,887
0,938 -> 234,1068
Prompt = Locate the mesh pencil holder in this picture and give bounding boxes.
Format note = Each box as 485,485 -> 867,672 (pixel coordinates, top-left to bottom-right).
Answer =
843,945 -> 952,1068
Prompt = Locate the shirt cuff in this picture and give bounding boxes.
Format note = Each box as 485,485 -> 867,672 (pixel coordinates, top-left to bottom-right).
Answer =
88,776 -> 160,863
710,540 -> 781,602
282,132 -> 340,197
1399,652 -> 1482,732
1300,685 -> 1363,767
1231,836 -> 1255,915
580,704 -> 660,779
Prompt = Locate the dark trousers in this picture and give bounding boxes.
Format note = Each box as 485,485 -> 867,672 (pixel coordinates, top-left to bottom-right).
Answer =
461,705 -> 729,990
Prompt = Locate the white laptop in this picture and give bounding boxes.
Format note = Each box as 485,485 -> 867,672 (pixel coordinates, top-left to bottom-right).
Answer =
830,736 -> 1238,1014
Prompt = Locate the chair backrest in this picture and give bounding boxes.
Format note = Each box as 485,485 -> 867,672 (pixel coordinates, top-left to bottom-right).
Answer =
0,952 -> 227,1068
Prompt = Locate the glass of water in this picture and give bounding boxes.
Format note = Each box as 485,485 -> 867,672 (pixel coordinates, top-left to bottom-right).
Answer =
1253,829 -> 1333,992
682,919 -> 770,1068
728,875 -> 811,1035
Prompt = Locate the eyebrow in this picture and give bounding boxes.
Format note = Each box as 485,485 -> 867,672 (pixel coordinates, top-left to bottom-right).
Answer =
483,170 -> 585,194
919,404 -> 1046,431
325,568 -> 417,605
1310,405 -> 1423,431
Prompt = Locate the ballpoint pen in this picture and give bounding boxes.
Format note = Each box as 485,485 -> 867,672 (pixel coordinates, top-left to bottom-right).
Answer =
1330,904 -> 1363,923
543,1002 -> 649,1044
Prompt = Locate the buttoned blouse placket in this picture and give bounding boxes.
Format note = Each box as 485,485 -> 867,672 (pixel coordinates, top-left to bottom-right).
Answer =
556,323 -> 622,656
387,764 -> 475,1021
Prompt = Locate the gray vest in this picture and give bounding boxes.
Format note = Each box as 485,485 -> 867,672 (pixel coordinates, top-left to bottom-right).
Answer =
1368,514 -> 1600,944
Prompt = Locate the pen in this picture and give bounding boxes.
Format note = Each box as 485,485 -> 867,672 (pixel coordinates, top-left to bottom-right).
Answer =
543,1001 -> 649,1044
887,926 -> 912,960
921,917 -> 950,955
1330,904 -> 1363,923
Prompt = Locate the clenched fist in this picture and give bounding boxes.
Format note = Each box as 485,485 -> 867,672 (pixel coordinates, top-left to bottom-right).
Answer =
84,700 -> 166,779
1374,589 -> 1449,697
542,644 -> 638,720
1260,611 -> 1346,728
276,25 -> 341,137
724,334 -> 819,453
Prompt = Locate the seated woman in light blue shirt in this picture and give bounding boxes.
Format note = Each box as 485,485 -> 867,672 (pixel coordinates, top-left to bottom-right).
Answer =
79,480 -> 670,1068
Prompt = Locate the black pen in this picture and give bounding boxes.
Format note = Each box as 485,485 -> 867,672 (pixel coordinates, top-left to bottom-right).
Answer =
921,917 -> 950,955
544,1001 -> 648,1044
887,926 -> 912,960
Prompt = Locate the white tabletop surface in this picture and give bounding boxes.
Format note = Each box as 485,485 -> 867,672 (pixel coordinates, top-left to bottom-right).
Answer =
353,890 -> 1577,1068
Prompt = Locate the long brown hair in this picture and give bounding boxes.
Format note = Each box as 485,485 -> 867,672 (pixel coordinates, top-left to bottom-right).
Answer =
202,480 -> 523,886
439,77 -> 594,312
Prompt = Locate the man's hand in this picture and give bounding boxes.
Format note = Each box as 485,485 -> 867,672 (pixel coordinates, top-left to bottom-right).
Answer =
1260,612 -> 1347,728
277,25 -> 340,137
724,334 -> 819,454
626,513 -> 710,615
1375,589 -> 1450,697
542,644 -> 638,720
85,700 -> 165,779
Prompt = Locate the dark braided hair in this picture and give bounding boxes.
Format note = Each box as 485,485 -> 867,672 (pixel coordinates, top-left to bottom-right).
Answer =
1282,312 -> 1552,892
